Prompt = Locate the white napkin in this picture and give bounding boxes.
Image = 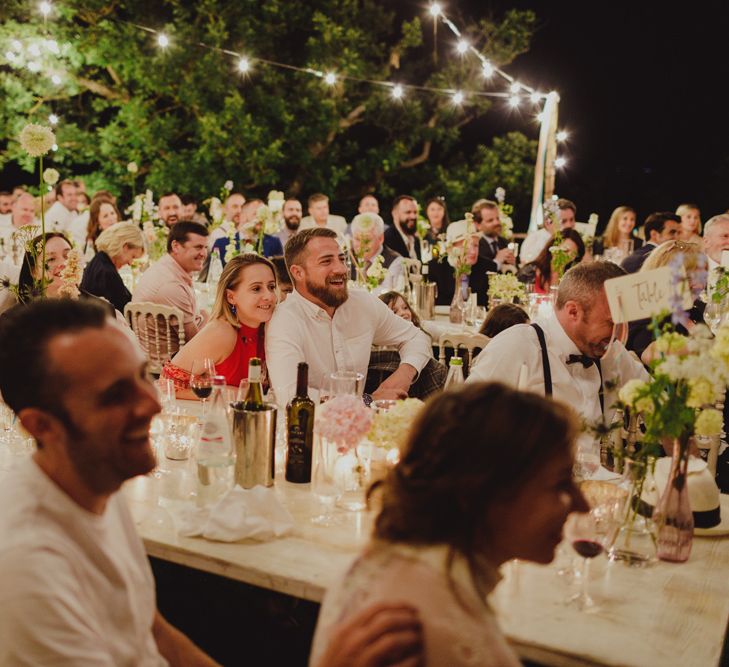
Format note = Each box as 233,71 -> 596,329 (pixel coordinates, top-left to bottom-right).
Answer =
591,465 -> 622,482
178,486 -> 294,542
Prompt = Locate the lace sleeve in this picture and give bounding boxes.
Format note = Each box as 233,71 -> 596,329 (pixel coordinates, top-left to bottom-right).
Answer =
161,361 -> 191,390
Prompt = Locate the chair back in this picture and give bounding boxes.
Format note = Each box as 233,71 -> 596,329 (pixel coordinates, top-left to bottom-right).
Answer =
437,331 -> 490,373
124,301 -> 186,374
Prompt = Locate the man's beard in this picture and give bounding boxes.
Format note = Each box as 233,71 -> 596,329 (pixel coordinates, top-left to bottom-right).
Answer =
305,275 -> 348,308
284,216 -> 301,231
164,215 -> 178,227
399,217 -> 417,235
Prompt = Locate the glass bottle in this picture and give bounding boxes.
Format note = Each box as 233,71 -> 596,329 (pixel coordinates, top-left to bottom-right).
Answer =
285,363 -> 315,483
444,356 -> 465,390
449,274 -> 468,324
243,357 -> 265,410
197,375 -> 235,506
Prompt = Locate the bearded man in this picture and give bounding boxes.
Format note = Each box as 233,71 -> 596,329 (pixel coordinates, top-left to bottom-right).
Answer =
266,228 -> 431,405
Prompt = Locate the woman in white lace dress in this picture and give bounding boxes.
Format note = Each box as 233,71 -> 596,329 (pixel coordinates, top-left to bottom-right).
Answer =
310,382 -> 589,667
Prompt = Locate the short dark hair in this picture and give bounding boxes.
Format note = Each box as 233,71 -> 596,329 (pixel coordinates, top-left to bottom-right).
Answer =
284,227 -> 338,276
55,180 -> 75,198
167,220 -> 208,253
391,194 -> 416,211
479,303 -> 529,337
359,193 -> 377,205
307,193 -> 328,208
180,194 -> 197,206
159,192 -> 179,201
0,299 -> 109,415
471,199 -> 499,223
644,212 -> 680,239
557,198 -> 577,214
0,190 -> 11,197
555,260 -> 625,311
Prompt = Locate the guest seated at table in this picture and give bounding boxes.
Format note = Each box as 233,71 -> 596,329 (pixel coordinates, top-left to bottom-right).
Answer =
266,228 -> 432,405
0,299 -> 423,667
163,253 -> 275,398
15,232 -> 72,303
591,206 -> 641,258
310,382 -> 589,667
423,196 -> 450,242
429,230 -> 491,307
271,255 -> 294,302
676,203 -> 702,243
479,302 -> 530,338
349,212 -> 404,293
80,221 -> 145,314
627,240 -> 705,365
517,228 -> 585,294
212,198 -> 284,262
81,197 -> 121,257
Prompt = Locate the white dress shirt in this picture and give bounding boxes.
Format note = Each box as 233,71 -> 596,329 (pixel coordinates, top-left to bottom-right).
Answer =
520,228 -> 551,264
68,211 -> 90,249
266,288 -> 432,405
299,215 -> 348,237
44,200 -> 77,234
467,312 -> 649,429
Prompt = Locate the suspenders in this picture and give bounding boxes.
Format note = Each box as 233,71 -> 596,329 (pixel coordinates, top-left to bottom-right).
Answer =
530,323 -> 604,415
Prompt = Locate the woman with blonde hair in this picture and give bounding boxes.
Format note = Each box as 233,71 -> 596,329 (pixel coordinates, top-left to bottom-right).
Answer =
628,240 -> 705,363
593,205 -> 641,256
676,203 -> 702,243
80,221 -> 145,313
162,253 -> 277,398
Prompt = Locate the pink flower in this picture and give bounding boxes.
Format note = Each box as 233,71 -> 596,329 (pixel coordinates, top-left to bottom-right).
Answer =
315,395 -> 373,452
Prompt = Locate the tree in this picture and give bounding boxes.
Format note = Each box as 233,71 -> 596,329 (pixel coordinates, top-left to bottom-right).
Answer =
0,0 -> 538,223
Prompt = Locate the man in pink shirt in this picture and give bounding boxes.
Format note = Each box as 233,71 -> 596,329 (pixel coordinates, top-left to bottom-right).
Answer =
132,221 -> 209,353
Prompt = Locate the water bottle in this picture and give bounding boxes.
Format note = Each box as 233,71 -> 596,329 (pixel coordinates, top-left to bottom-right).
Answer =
444,356 -> 465,390
196,375 -> 235,506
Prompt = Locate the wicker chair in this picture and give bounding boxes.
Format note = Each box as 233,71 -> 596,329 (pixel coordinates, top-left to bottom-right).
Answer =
124,301 -> 186,375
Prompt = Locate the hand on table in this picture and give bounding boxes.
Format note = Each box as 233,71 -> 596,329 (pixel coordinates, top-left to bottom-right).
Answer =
317,602 -> 423,667
373,364 -> 416,401
372,386 -> 409,401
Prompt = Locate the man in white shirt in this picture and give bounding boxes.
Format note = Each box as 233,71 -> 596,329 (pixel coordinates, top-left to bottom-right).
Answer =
349,212 -> 404,293
208,192 -> 245,247
0,191 -> 37,251
703,213 -> 729,292
266,227 -> 431,405
468,262 -> 649,430
45,180 -> 78,234
275,197 -> 303,248
299,193 -> 348,236
0,298 -> 218,666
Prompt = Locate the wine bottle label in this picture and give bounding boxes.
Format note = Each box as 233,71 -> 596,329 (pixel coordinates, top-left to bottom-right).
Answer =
248,366 -> 261,382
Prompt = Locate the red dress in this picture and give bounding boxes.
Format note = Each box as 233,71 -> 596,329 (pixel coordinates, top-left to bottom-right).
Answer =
162,323 -> 265,389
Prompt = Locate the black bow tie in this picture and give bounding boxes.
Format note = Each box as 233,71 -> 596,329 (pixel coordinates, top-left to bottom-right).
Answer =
567,354 -> 596,368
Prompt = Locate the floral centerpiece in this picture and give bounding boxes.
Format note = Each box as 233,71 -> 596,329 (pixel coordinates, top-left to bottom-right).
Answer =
267,190 -> 285,214
439,212 -> 477,323
57,248 -> 82,298
487,273 -> 526,306
368,398 -> 424,452
548,231 -> 573,284
315,394 -> 374,510
128,190 -> 167,262
543,197 -> 560,230
350,212 -> 388,291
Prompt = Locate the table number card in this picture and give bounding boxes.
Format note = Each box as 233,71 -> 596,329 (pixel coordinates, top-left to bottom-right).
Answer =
604,266 -> 692,323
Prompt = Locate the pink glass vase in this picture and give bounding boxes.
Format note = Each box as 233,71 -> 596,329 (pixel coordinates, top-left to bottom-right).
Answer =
652,438 -> 693,562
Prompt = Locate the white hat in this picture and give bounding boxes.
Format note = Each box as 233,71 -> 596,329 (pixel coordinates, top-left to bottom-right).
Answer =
446,219 -> 473,244
641,456 -> 729,536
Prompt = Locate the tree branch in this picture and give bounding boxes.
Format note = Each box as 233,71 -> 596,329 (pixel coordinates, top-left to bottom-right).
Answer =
399,115 -> 438,170
308,104 -> 366,159
76,76 -> 130,102
106,65 -> 123,88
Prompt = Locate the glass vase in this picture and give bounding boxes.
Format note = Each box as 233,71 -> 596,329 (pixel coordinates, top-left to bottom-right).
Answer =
652,438 -> 693,562
449,275 -> 468,324
314,435 -> 371,511
608,458 -> 656,566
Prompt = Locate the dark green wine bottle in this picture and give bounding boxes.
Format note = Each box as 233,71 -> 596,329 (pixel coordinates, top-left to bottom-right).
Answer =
243,357 -> 265,411
285,362 -> 315,483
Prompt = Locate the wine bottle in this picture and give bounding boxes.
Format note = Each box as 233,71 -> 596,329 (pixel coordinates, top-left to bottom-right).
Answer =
285,362 -> 315,483
243,357 -> 265,410
421,262 -> 429,283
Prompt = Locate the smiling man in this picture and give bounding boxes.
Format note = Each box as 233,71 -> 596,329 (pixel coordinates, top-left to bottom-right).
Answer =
266,227 -> 432,405
132,221 -> 209,349
467,262 -> 648,430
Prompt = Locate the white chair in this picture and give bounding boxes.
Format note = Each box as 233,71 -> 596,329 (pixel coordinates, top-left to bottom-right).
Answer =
437,331 -> 490,373
124,301 -> 186,375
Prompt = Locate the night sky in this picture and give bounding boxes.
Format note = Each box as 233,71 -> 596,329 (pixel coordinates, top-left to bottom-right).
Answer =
452,0 -> 729,230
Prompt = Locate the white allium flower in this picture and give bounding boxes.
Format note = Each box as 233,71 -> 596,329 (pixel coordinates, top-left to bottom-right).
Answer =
127,161 -> 139,174
19,123 -> 56,157
42,167 -> 59,185
224,180 -> 233,191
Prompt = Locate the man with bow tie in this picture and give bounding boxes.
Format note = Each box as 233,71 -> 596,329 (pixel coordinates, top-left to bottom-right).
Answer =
467,262 -> 649,430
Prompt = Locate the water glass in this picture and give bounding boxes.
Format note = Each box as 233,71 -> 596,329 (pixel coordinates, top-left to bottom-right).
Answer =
328,371 -> 365,398
156,378 -> 176,414
473,306 -> 487,331
162,413 -> 199,461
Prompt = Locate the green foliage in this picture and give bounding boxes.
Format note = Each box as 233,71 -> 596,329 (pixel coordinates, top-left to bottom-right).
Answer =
1,1 -> 538,220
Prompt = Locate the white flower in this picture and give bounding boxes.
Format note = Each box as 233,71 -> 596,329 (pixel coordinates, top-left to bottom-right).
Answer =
588,213 -> 598,226
131,198 -> 143,223
365,254 -> 386,283
618,379 -> 647,407
495,187 -> 506,204
224,180 -> 233,191
19,123 -> 56,157
209,197 -> 223,224
487,273 -> 525,302
267,190 -> 285,213
42,167 -> 59,185
695,409 -> 723,437
127,161 -> 139,174
58,248 -> 82,299
687,377 -> 716,408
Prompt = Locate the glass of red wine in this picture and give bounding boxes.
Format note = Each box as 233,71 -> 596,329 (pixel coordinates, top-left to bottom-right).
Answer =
564,510 -> 606,611
190,358 -> 215,416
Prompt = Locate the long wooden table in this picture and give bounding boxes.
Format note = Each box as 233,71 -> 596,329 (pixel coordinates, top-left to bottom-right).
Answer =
123,420 -> 729,667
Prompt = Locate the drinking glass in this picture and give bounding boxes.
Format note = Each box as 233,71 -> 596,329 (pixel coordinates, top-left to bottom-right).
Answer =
564,511 -> 606,611
507,241 -> 519,262
156,378 -> 176,414
310,434 -> 342,526
190,358 -> 215,415
473,306 -> 487,331
574,436 -> 601,481
704,300 -> 722,334
162,413 -> 199,461
236,379 -> 249,403
327,371 -> 365,399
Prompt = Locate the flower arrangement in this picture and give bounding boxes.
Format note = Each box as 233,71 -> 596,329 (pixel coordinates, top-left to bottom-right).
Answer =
367,399 -> 424,451
142,220 -> 168,262
128,189 -> 157,225
495,187 -> 514,240
267,190 -> 285,213
548,231 -> 573,281
543,197 -> 560,229
315,395 -> 374,453
57,248 -> 82,299
487,273 -> 526,304
442,212 -> 477,279
414,201 -> 431,240
364,254 -> 387,290
42,168 -> 59,186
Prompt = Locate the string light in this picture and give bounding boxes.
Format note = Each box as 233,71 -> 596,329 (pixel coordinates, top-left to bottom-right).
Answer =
391,84 -> 404,100
156,33 -> 169,48
556,130 -> 568,142
237,57 -> 250,73
509,82 -> 521,94
428,3 -> 442,17
530,91 -> 542,104
51,143 -> 58,151
324,71 -> 337,85
452,90 -> 464,105
508,95 -> 520,108
455,39 -> 468,55
481,62 -> 494,78
39,1 -> 52,17
536,111 -> 545,123
555,156 -> 567,169
48,113 -> 59,124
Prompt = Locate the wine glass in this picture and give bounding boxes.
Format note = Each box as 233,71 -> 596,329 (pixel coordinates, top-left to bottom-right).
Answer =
704,300 -> 722,334
564,510 -> 606,611
310,434 -> 342,526
190,358 -> 215,416
574,436 -> 601,481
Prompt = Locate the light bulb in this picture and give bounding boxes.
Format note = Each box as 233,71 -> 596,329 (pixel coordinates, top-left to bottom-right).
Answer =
530,91 -> 542,104
324,72 -> 337,85
392,84 -> 404,100
510,81 -> 520,94
237,58 -> 250,73
555,156 -> 567,169
429,3 -> 442,17
452,90 -> 464,105
456,40 -> 468,55
157,34 -> 169,48
556,130 -> 568,142
481,62 -> 494,78
508,95 -> 520,108
536,111 -> 545,123
48,113 -> 59,125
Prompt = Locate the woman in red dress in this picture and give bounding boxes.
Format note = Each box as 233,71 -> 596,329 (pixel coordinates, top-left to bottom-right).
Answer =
162,253 -> 277,398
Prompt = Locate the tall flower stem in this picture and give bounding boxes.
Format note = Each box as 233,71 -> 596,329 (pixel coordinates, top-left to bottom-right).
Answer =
39,155 -> 46,294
